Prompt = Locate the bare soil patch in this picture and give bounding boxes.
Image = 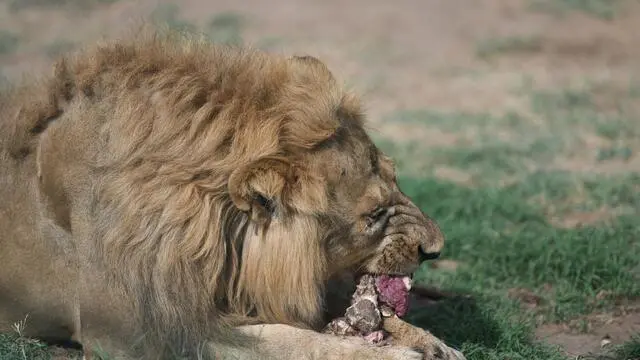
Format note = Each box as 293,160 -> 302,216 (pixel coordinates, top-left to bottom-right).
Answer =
536,304 -> 640,358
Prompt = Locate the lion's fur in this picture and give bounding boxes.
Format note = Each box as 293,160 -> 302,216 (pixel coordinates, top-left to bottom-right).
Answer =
0,28 -> 446,359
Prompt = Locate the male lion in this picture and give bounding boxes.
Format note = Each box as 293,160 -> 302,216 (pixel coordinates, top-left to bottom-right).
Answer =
0,29 -> 464,360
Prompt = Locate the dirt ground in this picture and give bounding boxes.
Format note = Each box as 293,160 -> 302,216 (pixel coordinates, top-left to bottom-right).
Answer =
1,0 -> 640,357
537,310 -> 640,358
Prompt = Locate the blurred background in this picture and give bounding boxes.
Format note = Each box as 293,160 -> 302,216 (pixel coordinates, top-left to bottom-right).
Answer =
1,1 -> 639,359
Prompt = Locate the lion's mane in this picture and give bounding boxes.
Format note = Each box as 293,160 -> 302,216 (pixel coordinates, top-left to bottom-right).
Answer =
1,29 -> 367,358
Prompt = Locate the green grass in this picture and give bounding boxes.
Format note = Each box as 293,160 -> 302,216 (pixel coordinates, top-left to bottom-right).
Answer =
207,12 -> 245,46
150,5 -> 246,46
43,39 -> 76,58
476,35 -> 543,59
429,143 -> 549,179
150,3 -> 197,34
8,0 -> 119,12
382,109 -> 526,133
0,333 -> 51,360
407,295 -> 567,360
380,80 -> 640,183
531,86 -> 640,138
402,172 -> 640,359
529,0 -> 624,20
0,30 -> 20,56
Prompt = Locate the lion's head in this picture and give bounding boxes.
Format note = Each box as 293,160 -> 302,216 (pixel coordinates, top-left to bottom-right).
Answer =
221,54 -> 445,328
26,30 -> 444,357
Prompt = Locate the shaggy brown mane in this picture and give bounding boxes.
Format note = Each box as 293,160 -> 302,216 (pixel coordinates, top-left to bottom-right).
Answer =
1,30 -> 373,358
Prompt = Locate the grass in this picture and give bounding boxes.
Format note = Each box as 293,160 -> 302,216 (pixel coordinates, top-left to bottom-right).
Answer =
150,5 -> 246,46
380,79 -> 640,182
407,174 -> 640,311
0,30 -> 20,56
476,35 -> 543,59
8,0 -> 119,12
207,12 -> 245,46
394,157 -> 640,360
0,317 -> 61,360
43,39 -> 76,59
0,333 -> 51,360
150,3 -> 198,34
529,0 -> 624,20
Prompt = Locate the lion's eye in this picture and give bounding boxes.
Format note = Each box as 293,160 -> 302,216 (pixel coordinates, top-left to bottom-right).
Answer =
365,207 -> 386,228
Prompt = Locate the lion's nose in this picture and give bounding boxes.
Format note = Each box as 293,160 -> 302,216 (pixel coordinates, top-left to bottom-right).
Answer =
417,218 -> 445,263
418,246 -> 441,263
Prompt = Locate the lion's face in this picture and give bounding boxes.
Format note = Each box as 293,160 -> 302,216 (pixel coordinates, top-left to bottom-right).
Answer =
229,117 -> 443,282
307,124 -> 444,277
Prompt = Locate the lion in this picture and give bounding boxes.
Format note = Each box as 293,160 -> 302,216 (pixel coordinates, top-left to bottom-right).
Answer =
0,28 -> 465,360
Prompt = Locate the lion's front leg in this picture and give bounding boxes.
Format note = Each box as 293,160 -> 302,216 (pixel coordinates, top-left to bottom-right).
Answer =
226,323 -> 423,360
382,316 -> 466,360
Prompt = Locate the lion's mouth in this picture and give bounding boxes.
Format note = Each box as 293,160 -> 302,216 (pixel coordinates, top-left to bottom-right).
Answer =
372,274 -> 412,317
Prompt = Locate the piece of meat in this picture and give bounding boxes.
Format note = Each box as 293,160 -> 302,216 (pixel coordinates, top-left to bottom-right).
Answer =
344,295 -> 381,334
375,275 -> 411,317
324,275 -> 467,359
323,274 -> 382,340
323,274 -> 411,344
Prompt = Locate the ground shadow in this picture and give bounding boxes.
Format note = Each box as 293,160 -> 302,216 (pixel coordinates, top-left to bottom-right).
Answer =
405,291 -> 505,350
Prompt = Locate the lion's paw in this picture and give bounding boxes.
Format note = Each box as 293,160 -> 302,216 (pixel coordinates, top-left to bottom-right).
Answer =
420,343 -> 467,360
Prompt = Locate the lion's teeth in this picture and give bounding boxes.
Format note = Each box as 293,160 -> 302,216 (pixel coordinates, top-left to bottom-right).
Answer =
379,304 -> 394,317
402,276 -> 412,291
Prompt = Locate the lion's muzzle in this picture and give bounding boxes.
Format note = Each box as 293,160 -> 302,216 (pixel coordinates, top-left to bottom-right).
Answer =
361,193 -> 445,276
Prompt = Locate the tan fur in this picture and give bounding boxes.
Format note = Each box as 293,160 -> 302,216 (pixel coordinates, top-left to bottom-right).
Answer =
382,317 -> 466,360
0,27 -> 458,360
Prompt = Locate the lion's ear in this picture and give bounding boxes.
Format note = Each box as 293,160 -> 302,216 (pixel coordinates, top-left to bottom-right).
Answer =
289,55 -> 334,80
228,157 -> 291,224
